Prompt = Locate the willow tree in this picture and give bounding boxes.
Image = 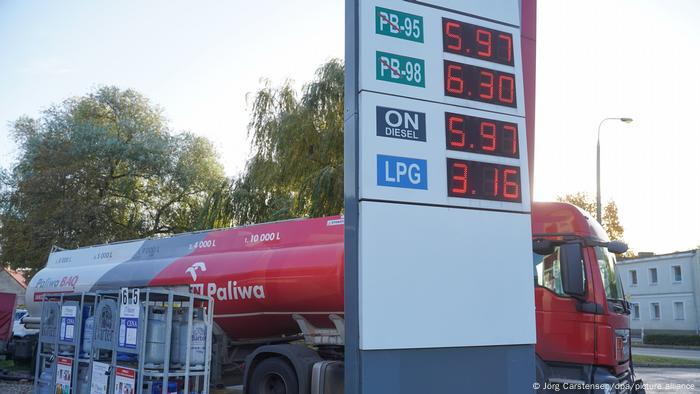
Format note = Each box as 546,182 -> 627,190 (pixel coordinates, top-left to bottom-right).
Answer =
0,86 -> 231,275
231,60 -> 344,224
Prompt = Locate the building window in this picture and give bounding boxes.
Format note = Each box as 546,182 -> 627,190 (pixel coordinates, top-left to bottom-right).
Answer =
674,302 -> 685,320
650,302 -> 661,320
632,303 -> 640,320
672,266 -> 682,283
649,268 -> 658,285
629,270 -> 638,286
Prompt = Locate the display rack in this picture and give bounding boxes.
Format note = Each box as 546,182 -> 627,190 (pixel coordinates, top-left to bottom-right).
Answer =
34,292 -> 99,394
33,288 -> 214,394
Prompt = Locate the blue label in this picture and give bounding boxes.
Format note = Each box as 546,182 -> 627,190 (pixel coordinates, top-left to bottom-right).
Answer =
60,317 -> 75,341
377,155 -> 427,189
119,317 -> 139,349
376,106 -> 426,142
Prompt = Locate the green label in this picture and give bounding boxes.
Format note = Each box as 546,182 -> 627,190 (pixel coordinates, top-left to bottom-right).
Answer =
375,7 -> 424,43
376,51 -> 425,88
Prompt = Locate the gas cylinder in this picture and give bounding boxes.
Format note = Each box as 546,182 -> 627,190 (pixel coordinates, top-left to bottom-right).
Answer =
80,315 -> 94,358
144,308 -> 167,367
189,309 -> 206,369
169,309 -> 183,368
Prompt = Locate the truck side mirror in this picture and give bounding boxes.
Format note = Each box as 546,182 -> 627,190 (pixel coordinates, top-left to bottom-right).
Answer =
606,240 -> 628,254
559,243 -> 586,298
532,239 -> 555,255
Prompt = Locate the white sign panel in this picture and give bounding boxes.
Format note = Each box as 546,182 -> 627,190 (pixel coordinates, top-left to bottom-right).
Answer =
359,92 -> 530,211
359,0 -> 525,117
352,0 -> 535,352
411,0 -> 521,26
359,202 -> 535,349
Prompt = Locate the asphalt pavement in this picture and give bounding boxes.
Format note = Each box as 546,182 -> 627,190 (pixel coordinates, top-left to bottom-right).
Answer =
634,346 -> 700,361
635,368 -> 700,394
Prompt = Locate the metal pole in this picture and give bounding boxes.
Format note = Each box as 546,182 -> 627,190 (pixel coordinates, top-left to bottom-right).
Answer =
596,117 -> 633,224
596,118 -> 610,224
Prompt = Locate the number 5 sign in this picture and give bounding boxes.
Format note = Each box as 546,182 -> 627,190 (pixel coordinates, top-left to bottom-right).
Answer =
119,287 -> 140,349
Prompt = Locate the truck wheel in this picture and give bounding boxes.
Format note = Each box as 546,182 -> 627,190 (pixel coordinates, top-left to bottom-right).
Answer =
249,357 -> 299,394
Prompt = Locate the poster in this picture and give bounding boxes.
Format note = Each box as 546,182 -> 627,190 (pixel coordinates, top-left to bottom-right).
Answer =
55,357 -> 72,394
90,361 -> 110,394
118,288 -> 139,349
60,305 -> 77,342
113,367 -> 136,394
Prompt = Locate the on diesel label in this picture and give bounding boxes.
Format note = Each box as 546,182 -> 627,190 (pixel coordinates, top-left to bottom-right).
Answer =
376,106 -> 426,142
377,154 -> 427,190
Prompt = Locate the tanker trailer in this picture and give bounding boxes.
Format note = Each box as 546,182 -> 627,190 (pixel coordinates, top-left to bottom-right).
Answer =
25,205 -> 642,393
26,215 -> 346,390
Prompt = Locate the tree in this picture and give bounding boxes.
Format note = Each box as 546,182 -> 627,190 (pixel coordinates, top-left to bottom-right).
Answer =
0,86 -> 232,276
231,60 -> 344,224
557,192 -> 625,241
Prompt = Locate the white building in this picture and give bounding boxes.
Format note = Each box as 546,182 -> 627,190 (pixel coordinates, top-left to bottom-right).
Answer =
617,249 -> 700,336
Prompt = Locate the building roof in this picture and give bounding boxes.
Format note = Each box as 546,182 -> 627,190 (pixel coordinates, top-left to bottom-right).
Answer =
617,249 -> 697,265
3,267 -> 27,289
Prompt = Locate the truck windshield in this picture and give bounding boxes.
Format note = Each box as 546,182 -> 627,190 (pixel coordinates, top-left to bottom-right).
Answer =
594,246 -> 623,301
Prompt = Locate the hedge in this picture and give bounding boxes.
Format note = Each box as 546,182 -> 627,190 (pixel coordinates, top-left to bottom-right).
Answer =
644,334 -> 700,346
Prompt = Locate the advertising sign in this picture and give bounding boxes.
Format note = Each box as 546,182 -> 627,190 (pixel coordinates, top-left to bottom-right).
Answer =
55,357 -> 72,394
113,367 -> 136,394
345,0 -> 536,392
118,288 -> 139,349
90,361 -> 109,394
59,305 -> 77,342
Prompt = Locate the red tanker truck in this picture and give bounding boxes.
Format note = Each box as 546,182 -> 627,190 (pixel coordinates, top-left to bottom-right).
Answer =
24,202 -> 642,393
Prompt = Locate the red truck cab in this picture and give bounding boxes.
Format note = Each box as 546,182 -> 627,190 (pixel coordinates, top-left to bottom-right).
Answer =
531,202 -> 643,393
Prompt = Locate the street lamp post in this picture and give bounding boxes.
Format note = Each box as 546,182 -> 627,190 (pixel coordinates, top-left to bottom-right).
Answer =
596,117 -> 633,224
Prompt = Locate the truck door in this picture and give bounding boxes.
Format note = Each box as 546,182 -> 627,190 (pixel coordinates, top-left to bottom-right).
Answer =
533,244 -> 596,365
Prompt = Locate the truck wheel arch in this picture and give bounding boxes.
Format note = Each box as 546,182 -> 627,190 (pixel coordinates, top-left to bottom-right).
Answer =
244,344 -> 322,394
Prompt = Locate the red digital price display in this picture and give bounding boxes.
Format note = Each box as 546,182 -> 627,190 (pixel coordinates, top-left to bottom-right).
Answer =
442,18 -> 514,66
444,60 -> 516,107
445,113 -> 519,158
447,158 -> 521,202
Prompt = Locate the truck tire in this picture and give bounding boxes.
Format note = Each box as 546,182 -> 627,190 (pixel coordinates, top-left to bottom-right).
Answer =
249,357 -> 299,394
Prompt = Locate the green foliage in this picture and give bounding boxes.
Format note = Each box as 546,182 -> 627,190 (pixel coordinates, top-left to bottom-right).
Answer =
231,59 -> 344,224
644,334 -> 700,347
0,86 -> 232,276
633,354 -> 700,366
557,192 -> 625,242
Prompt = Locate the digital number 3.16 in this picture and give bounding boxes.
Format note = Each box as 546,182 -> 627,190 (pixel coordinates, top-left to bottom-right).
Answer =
447,158 -> 521,202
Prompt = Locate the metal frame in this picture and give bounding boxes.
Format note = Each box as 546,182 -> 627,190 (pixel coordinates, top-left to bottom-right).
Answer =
34,289 -> 213,394
343,0 -> 361,392
34,292 -> 100,394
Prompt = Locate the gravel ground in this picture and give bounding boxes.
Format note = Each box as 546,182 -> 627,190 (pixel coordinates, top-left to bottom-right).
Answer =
0,380 -> 33,394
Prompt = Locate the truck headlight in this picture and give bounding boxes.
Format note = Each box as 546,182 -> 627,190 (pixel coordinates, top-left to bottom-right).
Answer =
615,329 -> 630,362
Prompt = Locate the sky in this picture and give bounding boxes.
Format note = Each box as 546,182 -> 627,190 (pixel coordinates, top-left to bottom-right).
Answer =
0,1 -> 698,253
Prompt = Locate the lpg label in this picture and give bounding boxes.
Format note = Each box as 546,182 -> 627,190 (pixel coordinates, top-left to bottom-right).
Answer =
377,154 -> 427,190
376,106 -> 426,142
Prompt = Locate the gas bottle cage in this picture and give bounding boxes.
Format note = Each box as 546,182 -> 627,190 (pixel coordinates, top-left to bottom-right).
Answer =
32,289 -> 214,394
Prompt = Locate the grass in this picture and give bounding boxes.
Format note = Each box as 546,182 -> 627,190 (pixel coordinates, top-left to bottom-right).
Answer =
633,354 -> 700,366
0,359 -> 32,372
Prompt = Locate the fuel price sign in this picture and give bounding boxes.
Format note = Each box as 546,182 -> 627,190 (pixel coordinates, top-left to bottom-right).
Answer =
346,0 -> 536,391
